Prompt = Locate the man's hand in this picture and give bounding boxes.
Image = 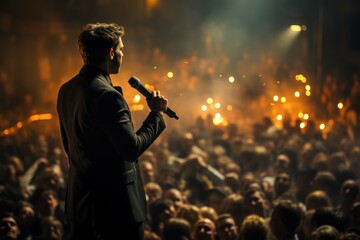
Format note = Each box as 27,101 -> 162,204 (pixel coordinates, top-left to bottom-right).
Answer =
147,90 -> 168,113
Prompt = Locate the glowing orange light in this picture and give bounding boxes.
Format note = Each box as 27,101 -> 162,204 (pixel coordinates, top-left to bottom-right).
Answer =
305,90 -> 311,96
144,84 -> 155,91
213,113 -> 224,125
319,123 -> 325,130
215,103 -> 221,109
280,97 -> 286,103
299,122 -> 306,128
133,95 -> 141,103
132,104 -> 144,111
273,95 -> 279,102
201,105 -> 208,111
294,91 -> 300,97
146,0 -> 159,9
277,114 -> 283,121
29,114 -> 52,122
207,98 -> 214,104
227,105 -> 233,111
295,74 -> 307,83
337,102 -> 343,109
303,113 -> 309,120
298,112 -> 304,118
167,72 -> 174,78
16,122 -> 23,128
305,85 -> 311,91
228,76 -> 235,83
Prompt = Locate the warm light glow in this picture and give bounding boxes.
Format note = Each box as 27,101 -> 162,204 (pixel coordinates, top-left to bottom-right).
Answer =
228,76 -> 235,83
213,113 -> 224,125
207,98 -> 214,104
280,97 -> 286,103
277,114 -> 283,121
298,112 -> 304,118
305,85 -> 311,91
167,72 -> 174,78
305,90 -> 311,96
295,74 -> 307,83
132,104 -> 144,111
227,105 -> 233,111
215,103 -> 221,109
146,0 -> 159,9
273,95 -> 279,102
294,91 -> 300,97
303,113 -> 309,120
145,84 -> 154,92
299,122 -> 306,128
337,102 -> 344,109
4,129 -> 9,135
16,122 -> 23,128
30,114 -> 53,121
133,95 -> 141,103
319,123 -> 325,130
290,25 -> 302,32
201,105 -> 208,111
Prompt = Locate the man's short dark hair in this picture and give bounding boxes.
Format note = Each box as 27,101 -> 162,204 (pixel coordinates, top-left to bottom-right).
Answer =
78,23 -> 125,64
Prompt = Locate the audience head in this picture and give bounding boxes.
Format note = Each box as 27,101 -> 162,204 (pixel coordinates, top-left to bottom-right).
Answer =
311,225 -> 340,240
215,214 -> 238,240
192,218 -> 216,240
311,207 -> 347,232
176,204 -> 202,227
162,217 -> 192,240
0,212 -> 21,240
305,190 -> 332,210
163,188 -> 185,210
270,200 -> 302,240
239,214 -> 268,240
244,189 -> 269,218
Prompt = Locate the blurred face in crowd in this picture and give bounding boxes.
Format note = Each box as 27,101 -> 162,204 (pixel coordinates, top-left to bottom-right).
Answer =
193,218 -> 216,240
274,172 -> 291,196
274,154 -> 290,172
164,188 -> 184,210
244,191 -> 268,218
37,192 -> 59,216
42,218 -> 63,240
340,179 -> 359,202
0,216 -> 21,240
216,216 -> 238,240
140,161 -> 156,183
18,205 -> 36,228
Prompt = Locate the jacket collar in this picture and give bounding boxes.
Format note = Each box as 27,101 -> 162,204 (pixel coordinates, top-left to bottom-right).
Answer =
79,65 -> 113,86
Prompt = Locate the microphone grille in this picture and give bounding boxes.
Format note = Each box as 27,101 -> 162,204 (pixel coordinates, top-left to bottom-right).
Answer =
128,76 -> 141,89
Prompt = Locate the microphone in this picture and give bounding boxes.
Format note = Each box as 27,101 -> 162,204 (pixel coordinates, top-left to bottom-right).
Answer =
128,76 -> 179,120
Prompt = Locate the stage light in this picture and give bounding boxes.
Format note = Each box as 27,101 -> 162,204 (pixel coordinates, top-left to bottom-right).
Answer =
290,25 -> 302,32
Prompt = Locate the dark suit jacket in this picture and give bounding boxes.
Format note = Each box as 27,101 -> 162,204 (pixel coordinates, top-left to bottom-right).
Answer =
57,65 -> 166,229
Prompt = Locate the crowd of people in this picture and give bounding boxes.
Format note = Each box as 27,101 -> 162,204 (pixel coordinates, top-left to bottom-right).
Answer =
0,21 -> 360,240
0,108 -> 359,239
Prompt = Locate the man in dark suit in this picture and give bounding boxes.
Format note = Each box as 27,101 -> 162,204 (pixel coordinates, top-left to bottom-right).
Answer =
57,23 -> 168,240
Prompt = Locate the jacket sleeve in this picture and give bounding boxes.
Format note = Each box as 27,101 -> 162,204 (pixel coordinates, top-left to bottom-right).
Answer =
97,90 -> 166,161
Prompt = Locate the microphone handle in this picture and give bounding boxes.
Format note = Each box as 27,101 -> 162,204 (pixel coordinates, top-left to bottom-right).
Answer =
131,79 -> 179,120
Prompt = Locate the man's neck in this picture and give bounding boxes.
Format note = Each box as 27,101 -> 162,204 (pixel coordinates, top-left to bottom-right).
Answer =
86,62 -> 109,74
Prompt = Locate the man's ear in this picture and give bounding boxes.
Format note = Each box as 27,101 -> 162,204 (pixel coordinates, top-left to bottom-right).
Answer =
109,48 -> 114,60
